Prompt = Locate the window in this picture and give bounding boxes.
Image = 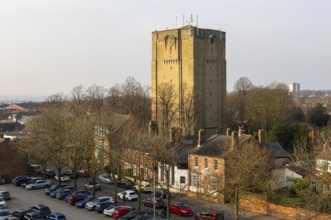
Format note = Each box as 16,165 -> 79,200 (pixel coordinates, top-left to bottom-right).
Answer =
180,176 -> 186,184
204,158 -> 208,169
192,173 -> 199,187
194,156 -> 198,167
322,161 -> 328,171
323,183 -> 329,193
210,178 -> 217,191
214,160 -> 218,171
311,181 -> 317,193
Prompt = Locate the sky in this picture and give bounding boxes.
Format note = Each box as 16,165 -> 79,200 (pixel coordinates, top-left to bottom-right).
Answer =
0,0 -> 330,99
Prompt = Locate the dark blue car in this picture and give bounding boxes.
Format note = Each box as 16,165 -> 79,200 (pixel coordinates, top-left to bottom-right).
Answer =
96,202 -> 121,213
47,212 -> 67,220
45,184 -> 67,196
75,195 -> 97,208
49,186 -> 75,198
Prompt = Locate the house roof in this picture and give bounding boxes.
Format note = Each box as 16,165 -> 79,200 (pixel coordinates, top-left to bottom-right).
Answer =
189,134 -> 254,157
265,142 -> 290,158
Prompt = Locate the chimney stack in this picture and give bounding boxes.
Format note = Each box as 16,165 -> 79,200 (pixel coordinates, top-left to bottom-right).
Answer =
198,129 -> 205,146
226,128 -> 232,136
231,131 -> 238,150
258,129 -> 266,145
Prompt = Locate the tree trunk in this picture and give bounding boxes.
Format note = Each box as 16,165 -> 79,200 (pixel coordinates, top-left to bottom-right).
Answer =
166,170 -> 171,219
235,185 -> 239,220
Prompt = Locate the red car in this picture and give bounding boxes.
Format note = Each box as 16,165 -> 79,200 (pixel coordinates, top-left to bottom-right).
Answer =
76,169 -> 89,177
195,211 -> 224,220
112,206 -> 134,219
67,193 -> 89,205
170,202 -> 193,216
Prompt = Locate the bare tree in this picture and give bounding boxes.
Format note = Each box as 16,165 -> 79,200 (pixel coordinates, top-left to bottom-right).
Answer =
223,141 -> 273,220
181,85 -> 195,135
85,84 -> 105,113
155,83 -> 178,137
233,77 -> 253,124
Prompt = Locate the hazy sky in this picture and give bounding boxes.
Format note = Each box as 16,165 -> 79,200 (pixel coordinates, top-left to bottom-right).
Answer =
1,0 -> 330,98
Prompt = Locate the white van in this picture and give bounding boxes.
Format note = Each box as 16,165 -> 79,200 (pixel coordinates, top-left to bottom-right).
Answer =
28,164 -> 42,174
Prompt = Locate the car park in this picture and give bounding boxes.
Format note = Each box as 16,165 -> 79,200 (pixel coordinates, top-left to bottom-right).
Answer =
27,204 -> 51,219
21,178 -> 43,189
112,206 -> 134,219
116,180 -> 134,189
26,180 -> 52,190
142,198 -> 164,208
85,196 -> 114,211
11,209 -> 28,220
170,202 -> 193,216
118,210 -> 147,220
0,197 -> 7,209
98,174 -> 113,184
46,212 -> 67,220
84,181 -> 101,191
117,190 -> 138,201
194,211 -> 224,220
75,195 -> 97,208
0,191 -> 10,200
12,176 -> 27,184
4,216 -> 20,220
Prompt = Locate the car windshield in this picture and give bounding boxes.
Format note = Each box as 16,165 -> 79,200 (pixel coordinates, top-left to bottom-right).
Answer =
129,192 -> 135,195
0,198 -> 4,202
178,203 -> 189,208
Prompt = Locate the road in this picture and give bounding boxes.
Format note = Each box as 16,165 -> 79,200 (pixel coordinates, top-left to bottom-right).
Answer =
1,177 -> 283,220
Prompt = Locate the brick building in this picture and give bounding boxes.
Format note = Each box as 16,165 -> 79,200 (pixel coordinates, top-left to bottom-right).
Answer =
0,134 -> 27,182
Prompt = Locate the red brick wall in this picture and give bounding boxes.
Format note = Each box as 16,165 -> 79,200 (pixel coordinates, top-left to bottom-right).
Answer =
240,195 -> 331,220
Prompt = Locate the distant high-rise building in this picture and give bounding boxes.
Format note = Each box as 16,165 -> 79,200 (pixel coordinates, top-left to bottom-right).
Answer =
289,83 -> 300,94
151,25 -> 226,136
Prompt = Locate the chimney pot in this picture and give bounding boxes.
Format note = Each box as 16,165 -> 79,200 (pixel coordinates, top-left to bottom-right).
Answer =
231,131 -> 238,150
226,128 -> 232,136
198,129 -> 205,146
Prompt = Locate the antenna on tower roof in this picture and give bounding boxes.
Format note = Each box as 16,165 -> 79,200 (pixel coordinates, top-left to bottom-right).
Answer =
182,15 -> 184,27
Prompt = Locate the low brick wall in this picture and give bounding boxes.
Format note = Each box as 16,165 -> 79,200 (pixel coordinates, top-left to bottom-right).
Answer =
240,196 -> 331,220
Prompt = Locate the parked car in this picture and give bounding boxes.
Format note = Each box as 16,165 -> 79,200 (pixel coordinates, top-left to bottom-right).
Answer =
0,197 -> 7,209
27,164 -> 42,175
195,211 -> 224,220
15,177 -> 32,187
142,198 -> 164,208
118,210 -> 147,220
23,212 -> 44,220
98,174 -> 113,184
117,190 -> 138,201
45,184 -> 67,196
26,180 -> 52,190
56,188 -> 76,200
49,186 -> 75,198
75,195 -> 97,208
11,209 -> 28,220
0,210 -> 11,220
85,196 -> 114,211
67,191 -> 91,205
151,189 -> 169,199
54,174 -> 70,182
76,169 -> 89,177
44,169 -> 56,178
0,191 -> 10,200
112,206 -> 134,219
21,178 -> 43,189
103,205 -> 123,217
96,202 -> 121,214
12,176 -> 27,184
46,212 -> 67,220
84,181 -> 101,191
116,180 -> 134,189
27,204 -> 51,219
170,202 -> 193,216
134,183 -> 152,193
